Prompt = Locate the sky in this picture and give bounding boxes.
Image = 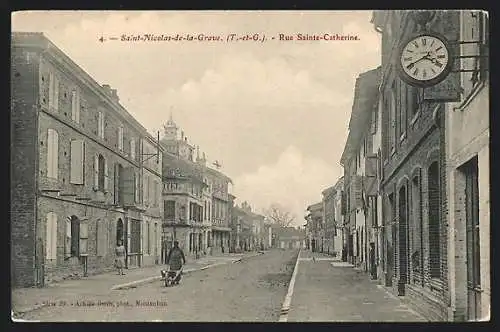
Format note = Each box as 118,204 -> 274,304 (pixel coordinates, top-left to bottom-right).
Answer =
12,11 -> 381,226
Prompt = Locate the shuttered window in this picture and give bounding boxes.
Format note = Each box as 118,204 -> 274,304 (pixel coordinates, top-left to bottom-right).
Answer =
390,84 -> 396,152
45,212 -> 58,261
144,174 -> 149,204
428,162 -> 441,279
104,158 -> 109,192
47,129 -> 59,179
134,172 -> 140,203
48,72 -> 59,111
118,126 -> 124,151
96,219 -> 108,257
165,200 -> 176,219
130,139 -> 136,160
70,140 -> 85,184
65,217 -> 71,258
97,111 -> 104,139
71,89 -> 80,123
97,154 -> 105,191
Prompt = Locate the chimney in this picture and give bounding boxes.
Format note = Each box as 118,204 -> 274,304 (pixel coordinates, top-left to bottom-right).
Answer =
101,84 -> 119,102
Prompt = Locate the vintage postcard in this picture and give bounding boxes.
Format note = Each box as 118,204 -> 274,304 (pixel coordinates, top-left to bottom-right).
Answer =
10,10 -> 489,322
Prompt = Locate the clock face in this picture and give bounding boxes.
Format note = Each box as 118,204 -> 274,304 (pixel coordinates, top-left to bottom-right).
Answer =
399,34 -> 452,86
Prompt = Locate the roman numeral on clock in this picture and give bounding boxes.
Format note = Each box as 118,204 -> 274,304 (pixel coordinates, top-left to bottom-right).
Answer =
413,68 -> 419,76
435,61 -> 443,68
413,41 -> 419,48
437,55 -> 446,59
406,63 -> 415,70
422,38 -> 427,46
404,57 -> 413,62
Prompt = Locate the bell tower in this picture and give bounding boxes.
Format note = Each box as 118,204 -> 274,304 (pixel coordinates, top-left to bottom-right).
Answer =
163,112 -> 178,141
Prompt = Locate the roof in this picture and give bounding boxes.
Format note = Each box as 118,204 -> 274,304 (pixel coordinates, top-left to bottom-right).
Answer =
321,185 -> 336,198
206,167 -> 233,184
162,152 -> 204,183
340,67 -> 381,166
306,202 -> 323,212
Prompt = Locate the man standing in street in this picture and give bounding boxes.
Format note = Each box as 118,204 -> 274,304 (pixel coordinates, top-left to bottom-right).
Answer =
166,240 -> 186,274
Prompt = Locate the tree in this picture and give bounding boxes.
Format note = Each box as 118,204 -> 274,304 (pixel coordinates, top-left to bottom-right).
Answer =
264,203 -> 296,228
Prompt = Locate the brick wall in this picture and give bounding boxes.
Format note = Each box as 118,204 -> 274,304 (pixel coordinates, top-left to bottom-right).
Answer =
11,47 -> 39,288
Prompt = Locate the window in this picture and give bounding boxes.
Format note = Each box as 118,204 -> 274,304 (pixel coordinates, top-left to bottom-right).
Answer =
118,126 -> 124,151
47,129 -> 59,179
46,212 -> 58,261
427,162 -> 441,279
147,222 -> 151,255
164,200 -> 176,219
130,139 -> 136,160
71,89 -> 80,123
390,83 -> 397,152
371,102 -> 379,134
411,171 -> 424,285
96,219 -> 108,257
48,72 -> 59,111
97,111 -> 104,139
66,216 -> 80,258
399,81 -> 407,137
70,140 -> 85,184
114,163 -> 124,205
144,174 -> 149,204
95,154 -> 107,191
134,172 -> 140,203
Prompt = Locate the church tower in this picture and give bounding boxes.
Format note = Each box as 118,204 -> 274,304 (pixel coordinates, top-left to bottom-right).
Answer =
163,113 -> 178,141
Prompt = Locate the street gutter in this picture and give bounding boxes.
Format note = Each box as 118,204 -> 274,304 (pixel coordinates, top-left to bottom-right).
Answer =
278,249 -> 301,322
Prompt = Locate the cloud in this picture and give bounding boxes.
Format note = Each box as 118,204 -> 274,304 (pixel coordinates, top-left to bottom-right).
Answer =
233,145 -> 339,226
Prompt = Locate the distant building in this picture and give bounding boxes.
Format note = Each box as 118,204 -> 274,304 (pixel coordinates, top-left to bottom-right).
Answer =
274,227 -> 306,250
305,202 -> 323,252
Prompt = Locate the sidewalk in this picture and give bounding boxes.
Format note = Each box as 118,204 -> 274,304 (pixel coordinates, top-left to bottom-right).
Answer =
12,251 -> 262,315
286,250 -> 427,322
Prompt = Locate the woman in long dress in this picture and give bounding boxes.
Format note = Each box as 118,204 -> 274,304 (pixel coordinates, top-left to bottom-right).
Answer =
115,240 -> 126,275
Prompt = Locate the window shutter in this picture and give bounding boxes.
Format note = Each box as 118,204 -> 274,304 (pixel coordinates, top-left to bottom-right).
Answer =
114,163 -> 120,205
70,140 -> 85,184
52,130 -> 59,179
53,76 -> 59,111
93,155 -> 99,187
49,72 -> 54,109
130,139 -> 136,160
47,129 -> 54,178
65,217 -> 71,258
122,167 -> 136,206
46,212 -> 57,260
104,158 -> 109,191
97,220 -> 108,256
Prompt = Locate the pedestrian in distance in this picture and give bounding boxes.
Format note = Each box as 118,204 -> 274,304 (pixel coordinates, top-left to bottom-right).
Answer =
115,240 -> 126,275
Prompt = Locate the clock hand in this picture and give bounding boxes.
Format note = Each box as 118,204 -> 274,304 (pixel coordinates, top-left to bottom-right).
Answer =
407,52 -> 431,67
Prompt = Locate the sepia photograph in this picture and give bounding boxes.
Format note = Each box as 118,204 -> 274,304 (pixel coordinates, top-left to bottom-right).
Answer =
10,10 -> 489,322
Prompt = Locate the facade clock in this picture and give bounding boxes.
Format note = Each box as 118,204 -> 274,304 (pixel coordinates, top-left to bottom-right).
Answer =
396,32 -> 454,88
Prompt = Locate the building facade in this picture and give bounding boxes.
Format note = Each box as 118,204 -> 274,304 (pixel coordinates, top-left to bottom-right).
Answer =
11,32 -> 162,287
444,11 -> 489,321
373,10 -> 451,320
340,67 -> 381,270
305,203 -> 323,253
332,177 -> 346,259
321,186 -> 335,256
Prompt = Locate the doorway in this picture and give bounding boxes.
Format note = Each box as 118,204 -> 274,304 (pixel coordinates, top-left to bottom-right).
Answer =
398,185 -> 409,295
463,157 -> 481,320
